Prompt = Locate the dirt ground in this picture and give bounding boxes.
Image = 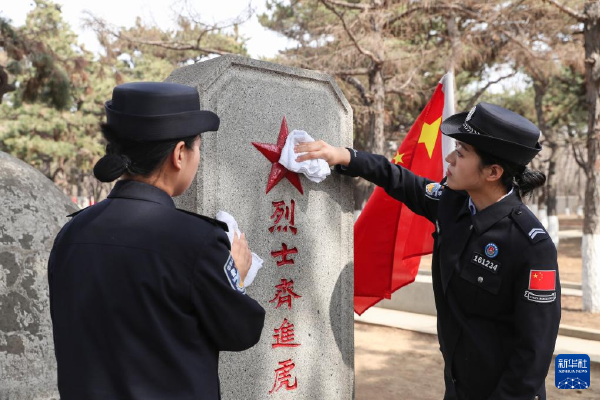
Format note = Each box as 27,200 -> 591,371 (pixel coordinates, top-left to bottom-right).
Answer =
419,216 -> 600,330
560,236 -> 583,283
562,295 -> 600,329
550,217 -> 600,330
356,323 -> 600,400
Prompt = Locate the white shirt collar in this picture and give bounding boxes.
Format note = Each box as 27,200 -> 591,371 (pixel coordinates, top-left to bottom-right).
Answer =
468,187 -> 514,215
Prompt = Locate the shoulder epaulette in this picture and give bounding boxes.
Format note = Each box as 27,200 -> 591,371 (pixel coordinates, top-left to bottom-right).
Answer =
176,208 -> 229,232
510,205 -> 549,243
66,206 -> 90,218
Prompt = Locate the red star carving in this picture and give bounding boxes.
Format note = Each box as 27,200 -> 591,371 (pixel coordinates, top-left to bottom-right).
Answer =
252,117 -> 304,195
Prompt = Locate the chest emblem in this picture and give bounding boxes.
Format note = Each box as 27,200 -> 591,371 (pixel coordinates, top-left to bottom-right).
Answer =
484,242 -> 499,258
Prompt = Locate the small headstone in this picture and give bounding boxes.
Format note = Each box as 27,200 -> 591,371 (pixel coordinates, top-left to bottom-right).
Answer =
0,151 -> 78,400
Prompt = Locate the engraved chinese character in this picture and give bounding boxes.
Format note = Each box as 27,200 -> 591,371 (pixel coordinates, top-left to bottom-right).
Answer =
271,243 -> 298,267
270,279 -> 301,310
269,359 -> 298,394
272,318 -> 301,348
270,200 -> 297,234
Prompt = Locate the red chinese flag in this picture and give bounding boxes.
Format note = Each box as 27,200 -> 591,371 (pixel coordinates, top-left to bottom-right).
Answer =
528,270 -> 556,291
354,73 -> 455,315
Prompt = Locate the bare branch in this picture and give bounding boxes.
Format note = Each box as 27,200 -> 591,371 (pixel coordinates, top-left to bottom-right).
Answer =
500,27 -> 545,60
178,0 -> 254,46
462,71 -> 518,110
127,37 -> 230,55
322,0 -> 378,11
180,0 -> 254,28
385,87 -> 411,96
340,75 -> 373,106
385,66 -> 419,96
385,4 -> 470,29
330,68 -> 370,75
567,127 -> 588,171
541,0 -> 587,22
83,12 -> 231,56
320,0 -> 383,64
571,140 -> 588,171
385,3 -> 547,63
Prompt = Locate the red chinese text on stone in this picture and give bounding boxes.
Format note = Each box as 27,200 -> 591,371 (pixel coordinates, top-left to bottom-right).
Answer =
269,359 -> 298,394
269,278 -> 301,310
271,243 -> 298,267
269,200 -> 297,234
272,318 -> 301,348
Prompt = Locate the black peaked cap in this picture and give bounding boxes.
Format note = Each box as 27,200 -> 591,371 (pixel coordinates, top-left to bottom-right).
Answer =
104,82 -> 220,141
440,102 -> 542,166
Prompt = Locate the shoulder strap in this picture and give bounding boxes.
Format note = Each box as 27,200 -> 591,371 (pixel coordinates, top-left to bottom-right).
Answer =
176,208 -> 229,232
66,206 -> 90,218
510,205 -> 549,244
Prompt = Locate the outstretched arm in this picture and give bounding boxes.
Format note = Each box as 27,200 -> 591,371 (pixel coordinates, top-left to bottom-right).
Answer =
295,142 -> 442,223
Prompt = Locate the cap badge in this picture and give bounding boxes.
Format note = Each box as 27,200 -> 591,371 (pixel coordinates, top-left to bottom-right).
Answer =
466,106 -> 476,122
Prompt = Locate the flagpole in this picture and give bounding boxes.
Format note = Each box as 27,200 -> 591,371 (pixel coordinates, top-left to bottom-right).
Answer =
441,71 -> 456,176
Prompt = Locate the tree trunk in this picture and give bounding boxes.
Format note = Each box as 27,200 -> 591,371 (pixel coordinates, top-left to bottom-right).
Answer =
533,81 -> 561,245
353,179 -> 374,213
446,13 -> 461,76
368,64 -> 386,156
353,64 -> 386,211
582,2 -> 600,313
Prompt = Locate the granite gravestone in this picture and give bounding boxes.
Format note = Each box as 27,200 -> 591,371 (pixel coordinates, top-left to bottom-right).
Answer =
166,55 -> 354,399
0,151 -> 78,400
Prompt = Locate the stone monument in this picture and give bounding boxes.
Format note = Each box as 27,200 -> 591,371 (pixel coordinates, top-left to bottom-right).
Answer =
167,55 -> 354,399
0,151 -> 78,400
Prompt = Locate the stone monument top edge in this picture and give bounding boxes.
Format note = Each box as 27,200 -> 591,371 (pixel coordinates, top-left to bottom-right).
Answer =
165,54 -> 352,114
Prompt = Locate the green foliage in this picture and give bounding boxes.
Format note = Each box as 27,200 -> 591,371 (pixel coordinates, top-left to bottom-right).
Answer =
1,0 -> 100,194
0,0 -> 248,198
0,0 -> 590,202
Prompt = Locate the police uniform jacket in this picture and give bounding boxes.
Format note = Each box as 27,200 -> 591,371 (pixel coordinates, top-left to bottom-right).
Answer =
336,149 -> 561,400
48,179 -> 266,400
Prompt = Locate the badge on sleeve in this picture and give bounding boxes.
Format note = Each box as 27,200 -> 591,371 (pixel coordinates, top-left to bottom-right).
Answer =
523,269 -> 556,303
223,255 -> 246,295
425,182 -> 444,200
528,270 -> 556,291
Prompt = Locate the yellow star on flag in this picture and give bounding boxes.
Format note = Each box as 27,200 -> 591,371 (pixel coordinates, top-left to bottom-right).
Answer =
393,152 -> 405,165
418,117 -> 441,158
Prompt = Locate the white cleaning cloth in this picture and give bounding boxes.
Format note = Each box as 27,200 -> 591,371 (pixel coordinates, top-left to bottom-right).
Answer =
215,211 -> 263,287
279,130 -> 331,183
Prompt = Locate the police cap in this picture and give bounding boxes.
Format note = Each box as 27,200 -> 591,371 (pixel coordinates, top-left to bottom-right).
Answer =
440,102 -> 542,166
104,82 -> 220,141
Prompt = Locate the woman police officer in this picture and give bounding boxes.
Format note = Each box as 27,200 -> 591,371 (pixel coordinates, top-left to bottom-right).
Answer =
48,82 -> 265,400
295,102 -> 560,400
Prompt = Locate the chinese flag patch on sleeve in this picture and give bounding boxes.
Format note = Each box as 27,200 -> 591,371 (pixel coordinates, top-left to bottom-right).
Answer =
528,270 -> 556,291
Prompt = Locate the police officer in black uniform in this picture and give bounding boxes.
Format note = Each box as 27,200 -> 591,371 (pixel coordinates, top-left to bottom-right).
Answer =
295,102 -> 560,400
48,82 -> 266,400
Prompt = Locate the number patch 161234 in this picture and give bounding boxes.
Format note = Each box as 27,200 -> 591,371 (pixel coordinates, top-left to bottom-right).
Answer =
471,252 -> 500,274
